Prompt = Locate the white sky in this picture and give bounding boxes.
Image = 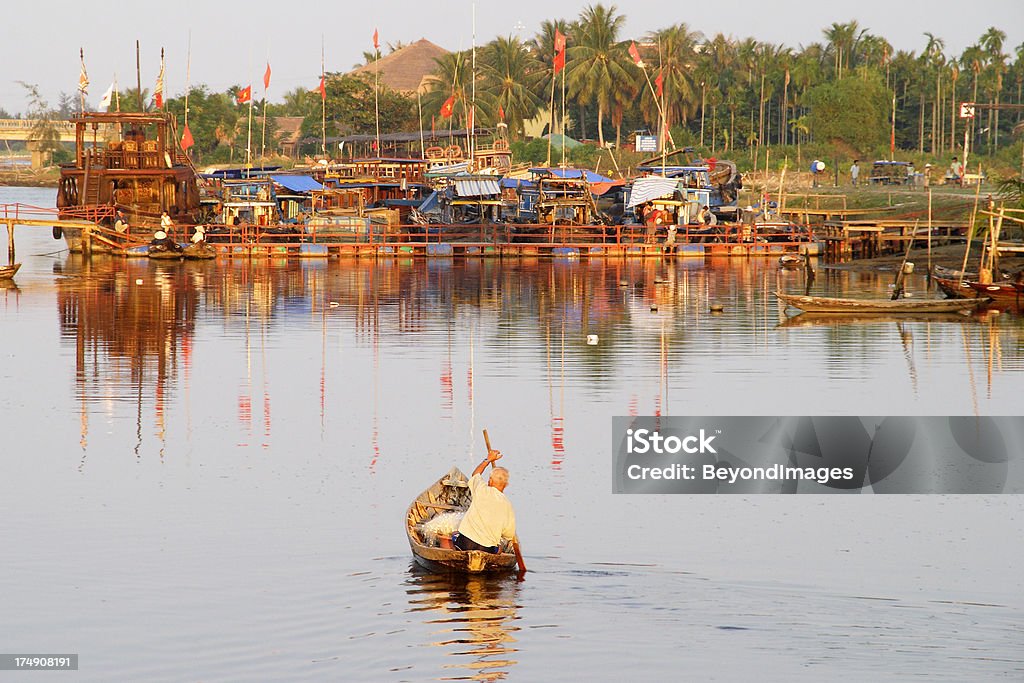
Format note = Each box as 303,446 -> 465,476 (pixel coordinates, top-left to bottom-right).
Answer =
2,0 -> 1021,114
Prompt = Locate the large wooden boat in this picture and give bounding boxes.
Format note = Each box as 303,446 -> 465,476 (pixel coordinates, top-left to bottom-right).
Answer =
774,291 -> 988,314
55,111 -> 202,252
0,263 -> 21,279
966,280 -> 1024,301
406,467 -> 518,573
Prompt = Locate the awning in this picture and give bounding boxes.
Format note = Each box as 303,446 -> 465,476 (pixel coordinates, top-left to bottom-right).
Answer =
626,177 -> 681,208
591,179 -> 626,196
454,178 -> 501,197
536,168 -> 612,183
270,174 -> 324,193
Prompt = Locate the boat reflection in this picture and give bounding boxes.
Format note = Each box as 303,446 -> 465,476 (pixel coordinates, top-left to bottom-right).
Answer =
405,567 -> 522,681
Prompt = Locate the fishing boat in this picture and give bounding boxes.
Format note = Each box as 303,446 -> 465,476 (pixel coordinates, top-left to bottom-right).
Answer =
406,467 -> 518,574
777,311 -> 976,328
774,291 -> 988,314
0,263 -> 21,279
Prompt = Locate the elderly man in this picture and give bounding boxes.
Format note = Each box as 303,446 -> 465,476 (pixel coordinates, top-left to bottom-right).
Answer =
454,448 -> 525,571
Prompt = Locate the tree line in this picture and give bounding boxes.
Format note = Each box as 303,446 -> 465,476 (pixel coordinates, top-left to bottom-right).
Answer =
14,5 -> 1024,171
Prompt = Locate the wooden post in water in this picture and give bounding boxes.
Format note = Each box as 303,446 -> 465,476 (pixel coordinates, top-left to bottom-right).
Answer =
82,224 -> 93,258
6,220 -> 14,262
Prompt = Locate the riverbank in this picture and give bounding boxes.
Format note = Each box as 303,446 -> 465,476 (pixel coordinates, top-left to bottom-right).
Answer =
0,167 -> 59,187
826,242 -> 1024,273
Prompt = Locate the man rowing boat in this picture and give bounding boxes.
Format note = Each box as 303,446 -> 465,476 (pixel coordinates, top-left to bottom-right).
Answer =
454,448 -> 526,572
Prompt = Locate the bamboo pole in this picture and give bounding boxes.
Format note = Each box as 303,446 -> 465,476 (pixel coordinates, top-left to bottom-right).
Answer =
135,41 -> 143,112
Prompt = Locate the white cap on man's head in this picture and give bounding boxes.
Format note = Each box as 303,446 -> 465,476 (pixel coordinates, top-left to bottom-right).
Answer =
154,230 -> 167,240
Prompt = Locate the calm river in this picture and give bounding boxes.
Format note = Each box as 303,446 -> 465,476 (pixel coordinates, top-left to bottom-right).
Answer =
1,185 -> 1022,681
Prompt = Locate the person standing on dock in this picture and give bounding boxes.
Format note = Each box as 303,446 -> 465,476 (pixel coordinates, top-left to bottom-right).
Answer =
454,448 -> 522,570
849,160 -> 860,187
948,157 -> 964,185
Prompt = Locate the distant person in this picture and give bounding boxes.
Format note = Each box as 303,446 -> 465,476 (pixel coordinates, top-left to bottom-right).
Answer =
160,211 -> 174,232
453,448 -> 523,571
949,156 -> 964,185
191,224 -> 207,244
811,160 -> 825,188
114,210 -> 129,234
699,205 -> 717,226
849,160 -> 860,187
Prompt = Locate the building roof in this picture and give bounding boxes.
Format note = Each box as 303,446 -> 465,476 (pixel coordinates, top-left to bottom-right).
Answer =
347,39 -> 449,94
274,116 -> 305,145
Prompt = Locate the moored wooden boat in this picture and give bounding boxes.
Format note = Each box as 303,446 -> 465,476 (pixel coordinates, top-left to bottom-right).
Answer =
406,467 -> 518,573
966,280 -> 1024,301
0,263 -> 21,279
778,254 -> 804,269
183,242 -> 217,260
933,275 -> 975,299
774,291 -> 988,314
148,243 -> 184,260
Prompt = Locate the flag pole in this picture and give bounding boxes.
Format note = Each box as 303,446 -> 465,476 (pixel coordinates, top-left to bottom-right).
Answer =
470,2 -> 477,161
246,47 -> 254,170
561,69 -> 568,166
79,48 -> 86,113
417,88 -> 425,159
659,40 -> 666,172
374,31 -> 381,157
184,32 -> 192,157
136,41 -> 143,111
321,36 -> 326,159
546,70 -> 556,166
261,43 -> 269,161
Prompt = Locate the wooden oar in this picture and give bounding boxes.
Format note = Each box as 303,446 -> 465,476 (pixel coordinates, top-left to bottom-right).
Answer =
482,429 -> 527,573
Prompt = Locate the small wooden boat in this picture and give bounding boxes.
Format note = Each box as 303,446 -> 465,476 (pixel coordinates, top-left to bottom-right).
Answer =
0,263 -> 21,279
774,291 -> 988,314
148,242 -> 184,260
406,467 -> 518,574
778,253 -> 804,269
183,242 -> 217,260
933,276 -> 975,299
777,312 -> 975,328
966,281 -> 1023,302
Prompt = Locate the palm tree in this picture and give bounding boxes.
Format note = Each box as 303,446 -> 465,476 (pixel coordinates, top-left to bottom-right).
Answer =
564,3 -> 635,147
424,51 -> 471,130
642,24 -> 703,135
824,20 -> 865,78
980,27 -> 1007,150
923,33 -> 945,155
480,36 -> 542,137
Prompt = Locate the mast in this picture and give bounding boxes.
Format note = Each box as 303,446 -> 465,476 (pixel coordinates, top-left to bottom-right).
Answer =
135,41 -> 143,111
417,88 -> 425,159
261,44 -> 269,161
246,48 -> 254,169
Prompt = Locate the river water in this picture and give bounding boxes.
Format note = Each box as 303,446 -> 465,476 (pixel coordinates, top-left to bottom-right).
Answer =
1,185 -> 1022,681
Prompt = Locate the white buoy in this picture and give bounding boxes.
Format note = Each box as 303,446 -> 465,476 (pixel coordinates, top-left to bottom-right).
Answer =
586,334 -> 599,345
328,301 -> 340,308
618,280 -> 629,287
135,279 -> 143,285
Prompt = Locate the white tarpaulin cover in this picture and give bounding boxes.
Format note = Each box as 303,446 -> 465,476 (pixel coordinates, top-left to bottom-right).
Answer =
626,177 -> 680,208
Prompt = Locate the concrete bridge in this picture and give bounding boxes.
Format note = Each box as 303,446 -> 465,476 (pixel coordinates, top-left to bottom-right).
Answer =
0,118 -> 79,143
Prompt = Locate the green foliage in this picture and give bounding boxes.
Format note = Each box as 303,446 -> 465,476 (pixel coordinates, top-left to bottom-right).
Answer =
808,75 -> 890,153
510,138 -> 600,165
298,73 -> 416,146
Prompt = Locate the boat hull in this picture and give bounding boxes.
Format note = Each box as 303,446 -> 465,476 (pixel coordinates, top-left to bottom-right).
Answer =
774,291 -> 987,314
0,263 -> 21,279
406,467 -> 517,574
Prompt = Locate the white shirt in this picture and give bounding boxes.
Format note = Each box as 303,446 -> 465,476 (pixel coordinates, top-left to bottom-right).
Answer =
457,474 -> 516,548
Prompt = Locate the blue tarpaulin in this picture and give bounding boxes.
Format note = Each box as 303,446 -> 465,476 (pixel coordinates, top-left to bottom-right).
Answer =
270,175 -> 324,193
531,168 -> 612,183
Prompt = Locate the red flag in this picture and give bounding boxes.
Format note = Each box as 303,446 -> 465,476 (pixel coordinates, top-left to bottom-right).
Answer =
180,123 -> 194,151
553,28 -> 567,75
498,104 -> 505,121
553,28 -> 566,54
629,41 -> 644,67
440,94 -> 455,118
312,76 -> 326,101
373,28 -> 379,50
236,85 -> 251,104
655,70 -> 663,97
264,63 -> 272,89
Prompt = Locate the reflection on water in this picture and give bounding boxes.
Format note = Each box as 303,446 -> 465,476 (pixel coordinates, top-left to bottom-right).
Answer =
49,253 -> 1024,461
405,567 -> 521,681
